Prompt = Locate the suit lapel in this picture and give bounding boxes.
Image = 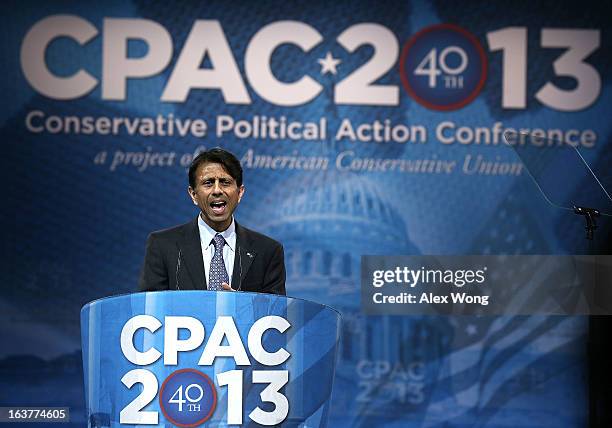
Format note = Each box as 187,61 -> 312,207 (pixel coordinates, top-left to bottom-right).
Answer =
232,222 -> 256,290
178,218 -> 207,290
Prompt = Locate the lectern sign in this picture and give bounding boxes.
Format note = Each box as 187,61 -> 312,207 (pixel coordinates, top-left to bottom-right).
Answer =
81,291 -> 341,427
118,315 -> 290,425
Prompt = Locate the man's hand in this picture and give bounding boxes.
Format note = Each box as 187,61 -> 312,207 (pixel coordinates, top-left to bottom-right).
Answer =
221,282 -> 236,291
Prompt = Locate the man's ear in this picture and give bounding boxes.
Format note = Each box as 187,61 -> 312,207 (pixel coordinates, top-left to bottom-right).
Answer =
187,186 -> 198,205
238,185 -> 245,203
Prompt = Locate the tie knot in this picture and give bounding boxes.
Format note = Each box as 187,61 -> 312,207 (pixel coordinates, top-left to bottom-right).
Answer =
212,233 -> 225,249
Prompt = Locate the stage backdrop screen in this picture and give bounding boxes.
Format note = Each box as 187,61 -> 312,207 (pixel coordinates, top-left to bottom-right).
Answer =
2,0 -> 610,426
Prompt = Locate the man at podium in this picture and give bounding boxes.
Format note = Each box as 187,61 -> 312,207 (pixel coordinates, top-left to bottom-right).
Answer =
138,148 -> 286,295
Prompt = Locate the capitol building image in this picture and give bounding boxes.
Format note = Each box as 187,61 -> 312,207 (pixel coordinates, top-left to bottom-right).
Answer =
257,170 -> 452,422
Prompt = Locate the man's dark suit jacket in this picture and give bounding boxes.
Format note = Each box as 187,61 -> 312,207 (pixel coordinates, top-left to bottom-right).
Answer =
138,218 -> 286,295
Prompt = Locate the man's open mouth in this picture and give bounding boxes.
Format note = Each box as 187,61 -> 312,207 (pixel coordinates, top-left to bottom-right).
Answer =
210,201 -> 227,215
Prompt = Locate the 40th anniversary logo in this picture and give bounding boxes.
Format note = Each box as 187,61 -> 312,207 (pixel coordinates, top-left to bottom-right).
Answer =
119,315 -> 290,426
400,24 -> 487,111
159,369 -> 217,427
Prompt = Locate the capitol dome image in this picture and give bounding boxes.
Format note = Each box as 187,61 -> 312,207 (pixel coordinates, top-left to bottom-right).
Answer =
256,169 -> 420,304
248,169 -> 451,424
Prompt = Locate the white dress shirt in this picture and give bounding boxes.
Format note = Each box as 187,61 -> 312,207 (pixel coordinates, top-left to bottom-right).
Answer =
197,215 -> 236,286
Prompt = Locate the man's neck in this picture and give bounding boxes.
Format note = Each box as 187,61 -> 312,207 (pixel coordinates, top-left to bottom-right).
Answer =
199,213 -> 234,233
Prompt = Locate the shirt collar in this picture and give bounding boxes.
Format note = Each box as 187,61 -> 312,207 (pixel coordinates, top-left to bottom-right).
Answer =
197,215 -> 236,252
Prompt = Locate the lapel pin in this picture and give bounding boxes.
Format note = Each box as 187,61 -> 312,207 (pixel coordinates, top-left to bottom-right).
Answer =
247,252 -> 254,258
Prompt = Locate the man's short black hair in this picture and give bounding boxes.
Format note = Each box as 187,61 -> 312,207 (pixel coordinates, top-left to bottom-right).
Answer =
189,148 -> 243,188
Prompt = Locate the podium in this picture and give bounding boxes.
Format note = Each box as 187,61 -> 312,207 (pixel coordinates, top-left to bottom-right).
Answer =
81,291 -> 341,427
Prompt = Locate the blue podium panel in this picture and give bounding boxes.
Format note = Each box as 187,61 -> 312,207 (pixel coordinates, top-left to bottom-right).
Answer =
81,291 -> 341,427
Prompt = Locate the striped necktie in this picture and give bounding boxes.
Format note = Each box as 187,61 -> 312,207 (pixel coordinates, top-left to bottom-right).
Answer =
208,233 -> 229,291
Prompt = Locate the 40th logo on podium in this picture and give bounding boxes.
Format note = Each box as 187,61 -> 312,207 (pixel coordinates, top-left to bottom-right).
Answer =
159,369 -> 217,427
400,24 -> 487,111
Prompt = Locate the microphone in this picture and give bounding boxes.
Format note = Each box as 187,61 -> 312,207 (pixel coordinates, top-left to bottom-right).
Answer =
175,248 -> 182,290
236,244 -> 243,291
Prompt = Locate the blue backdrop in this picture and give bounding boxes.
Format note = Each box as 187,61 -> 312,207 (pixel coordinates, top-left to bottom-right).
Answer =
1,0 -> 611,426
